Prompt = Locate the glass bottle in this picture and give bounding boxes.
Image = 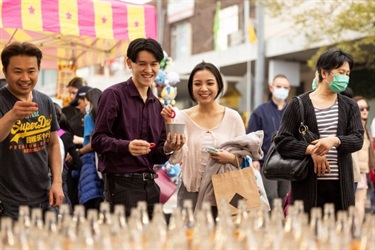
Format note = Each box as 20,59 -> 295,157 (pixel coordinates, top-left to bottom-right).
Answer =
128,207 -> 143,248
72,205 -> 86,236
44,210 -> 58,234
201,202 -> 215,235
112,204 -> 127,233
215,199 -> 235,249
181,199 -> 195,240
323,203 -> 335,223
347,205 -> 361,240
192,202 -> 216,249
321,203 -> 336,244
87,209 -> 100,237
166,207 -> 187,249
1,217 -> 15,247
336,210 -> 348,234
358,213 -> 375,250
235,199 -> 248,233
271,198 -> 285,229
18,205 -> 31,230
294,200 -> 305,216
137,201 -> 150,230
309,207 -> 323,242
30,207 -> 44,230
44,211 -> 64,249
144,203 -> 166,250
99,201 -> 112,225
58,203 -> 71,232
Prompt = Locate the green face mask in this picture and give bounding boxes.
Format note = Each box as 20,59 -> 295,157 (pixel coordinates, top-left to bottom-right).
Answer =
327,74 -> 349,93
312,78 -> 317,91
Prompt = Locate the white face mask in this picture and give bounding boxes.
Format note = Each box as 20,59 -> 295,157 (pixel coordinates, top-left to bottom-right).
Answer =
85,104 -> 91,114
273,87 -> 289,101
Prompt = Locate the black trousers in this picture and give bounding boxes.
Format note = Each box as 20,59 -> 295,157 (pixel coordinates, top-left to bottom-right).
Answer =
316,180 -> 342,212
103,174 -> 160,219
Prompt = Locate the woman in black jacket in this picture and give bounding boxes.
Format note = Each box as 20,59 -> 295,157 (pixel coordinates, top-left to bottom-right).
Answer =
275,48 -> 363,214
54,103 -> 82,211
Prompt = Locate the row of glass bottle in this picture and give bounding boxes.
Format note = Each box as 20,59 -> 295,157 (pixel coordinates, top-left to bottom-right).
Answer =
0,199 -> 374,249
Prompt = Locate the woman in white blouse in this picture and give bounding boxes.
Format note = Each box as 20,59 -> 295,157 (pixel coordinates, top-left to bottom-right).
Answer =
161,61 -> 246,215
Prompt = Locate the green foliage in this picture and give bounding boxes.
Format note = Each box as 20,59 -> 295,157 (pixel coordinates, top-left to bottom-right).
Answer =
264,0 -> 375,69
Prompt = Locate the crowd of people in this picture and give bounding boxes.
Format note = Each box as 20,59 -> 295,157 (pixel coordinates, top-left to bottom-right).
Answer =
0,38 -> 374,227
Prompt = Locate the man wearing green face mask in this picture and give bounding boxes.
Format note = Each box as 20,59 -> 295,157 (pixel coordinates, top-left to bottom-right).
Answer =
275,48 -> 364,214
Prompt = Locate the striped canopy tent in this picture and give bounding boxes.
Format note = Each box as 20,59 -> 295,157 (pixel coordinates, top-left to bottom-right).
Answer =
0,0 -> 157,69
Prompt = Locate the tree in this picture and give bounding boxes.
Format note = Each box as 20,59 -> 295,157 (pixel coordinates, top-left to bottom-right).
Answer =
264,0 -> 375,69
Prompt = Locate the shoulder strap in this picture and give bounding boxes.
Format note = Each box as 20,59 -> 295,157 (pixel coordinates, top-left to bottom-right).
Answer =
296,96 -> 309,135
57,129 -> 66,137
296,96 -> 305,125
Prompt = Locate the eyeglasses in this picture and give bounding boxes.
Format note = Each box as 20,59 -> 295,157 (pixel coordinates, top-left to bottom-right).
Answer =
360,106 -> 370,112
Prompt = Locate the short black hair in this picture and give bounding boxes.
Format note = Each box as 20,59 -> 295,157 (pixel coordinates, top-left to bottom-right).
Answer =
187,61 -> 224,102
316,48 -> 354,82
126,38 -> 164,63
1,42 -> 43,71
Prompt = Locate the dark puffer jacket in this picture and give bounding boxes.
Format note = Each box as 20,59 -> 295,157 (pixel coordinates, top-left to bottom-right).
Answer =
78,152 -> 103,204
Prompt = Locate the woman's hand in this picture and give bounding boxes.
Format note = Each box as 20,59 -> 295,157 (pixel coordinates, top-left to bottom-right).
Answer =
161,104 -> 174,124
311,137 -> 338,156
209,149 -> 237,165
312,154 -> 331,176
164,133 -> 185,153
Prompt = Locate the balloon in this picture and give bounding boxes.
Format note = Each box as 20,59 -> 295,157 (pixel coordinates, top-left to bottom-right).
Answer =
160,50 -> 169,70
154,69 -> 167,87
160,85 -> 177,106
166,71 -> 180,85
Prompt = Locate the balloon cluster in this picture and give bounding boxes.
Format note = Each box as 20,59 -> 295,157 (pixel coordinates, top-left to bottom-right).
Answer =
161,161 -> 182,186
154,51 -> 180,106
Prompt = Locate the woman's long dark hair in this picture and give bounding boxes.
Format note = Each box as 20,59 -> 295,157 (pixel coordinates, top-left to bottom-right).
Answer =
54,103 -> 75,135
85,88 -> 102,122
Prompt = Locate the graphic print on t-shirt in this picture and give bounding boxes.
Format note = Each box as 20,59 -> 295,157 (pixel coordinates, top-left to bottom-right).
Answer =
8,111 -> 52,153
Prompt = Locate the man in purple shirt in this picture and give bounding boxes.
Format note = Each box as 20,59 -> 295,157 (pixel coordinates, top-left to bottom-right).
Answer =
92,38 -> 184,218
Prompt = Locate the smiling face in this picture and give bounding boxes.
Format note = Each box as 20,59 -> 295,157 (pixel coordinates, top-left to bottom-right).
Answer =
3,55 -> 39,100
192,69 -> 219,104
126,50 -> 160,90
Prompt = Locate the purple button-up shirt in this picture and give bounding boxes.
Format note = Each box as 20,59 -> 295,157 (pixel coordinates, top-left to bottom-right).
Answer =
91,78 -> 169,174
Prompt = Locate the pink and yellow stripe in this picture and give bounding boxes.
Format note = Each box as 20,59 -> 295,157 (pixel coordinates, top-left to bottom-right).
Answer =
0,0 -> 156,40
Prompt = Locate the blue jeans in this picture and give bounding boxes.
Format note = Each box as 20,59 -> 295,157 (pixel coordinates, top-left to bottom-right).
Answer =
0,199 -> 58,220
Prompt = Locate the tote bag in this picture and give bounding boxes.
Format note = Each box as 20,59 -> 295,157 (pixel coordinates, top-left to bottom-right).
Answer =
212,167 -> 261,216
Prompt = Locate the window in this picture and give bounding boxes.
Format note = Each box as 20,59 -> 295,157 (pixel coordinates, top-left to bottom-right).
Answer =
171,21 -> 192,60
217,5 -> 239,50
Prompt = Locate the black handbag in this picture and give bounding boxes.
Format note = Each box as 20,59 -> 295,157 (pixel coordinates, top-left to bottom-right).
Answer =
262,96 -> 317,181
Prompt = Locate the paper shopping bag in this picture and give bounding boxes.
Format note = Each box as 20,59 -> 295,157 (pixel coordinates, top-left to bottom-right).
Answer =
211,167 -> 261,216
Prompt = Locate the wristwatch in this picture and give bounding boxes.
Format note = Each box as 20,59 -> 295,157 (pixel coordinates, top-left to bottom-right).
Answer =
164,150 -> 174,155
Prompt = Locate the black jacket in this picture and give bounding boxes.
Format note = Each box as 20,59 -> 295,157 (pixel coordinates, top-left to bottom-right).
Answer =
275,92 -> 363,213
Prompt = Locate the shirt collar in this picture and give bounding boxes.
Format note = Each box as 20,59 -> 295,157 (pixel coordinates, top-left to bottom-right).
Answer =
128,78 -> 157,102
270,99 -> 287,111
